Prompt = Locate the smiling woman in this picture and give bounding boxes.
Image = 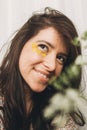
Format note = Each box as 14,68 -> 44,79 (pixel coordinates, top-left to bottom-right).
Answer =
18,27 -> 68,92
0,7 -> 85,130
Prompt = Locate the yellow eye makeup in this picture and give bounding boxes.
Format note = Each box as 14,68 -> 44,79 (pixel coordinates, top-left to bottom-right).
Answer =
32,43 -> 47,57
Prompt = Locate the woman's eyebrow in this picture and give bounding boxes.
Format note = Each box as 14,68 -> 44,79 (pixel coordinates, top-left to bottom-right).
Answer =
37,40 -> 54,48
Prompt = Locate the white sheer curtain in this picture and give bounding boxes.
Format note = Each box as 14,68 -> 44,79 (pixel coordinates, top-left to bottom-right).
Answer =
0,0 -> 87,129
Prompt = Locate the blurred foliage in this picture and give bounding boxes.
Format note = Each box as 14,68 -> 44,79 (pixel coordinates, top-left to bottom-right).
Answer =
43,31 -> 87,126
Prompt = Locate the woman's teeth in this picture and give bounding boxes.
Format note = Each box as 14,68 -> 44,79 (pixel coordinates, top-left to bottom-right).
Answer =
37,72 -> 48,79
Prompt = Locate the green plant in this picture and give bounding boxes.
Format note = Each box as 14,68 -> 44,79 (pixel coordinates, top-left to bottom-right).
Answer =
43,31 -> 87,126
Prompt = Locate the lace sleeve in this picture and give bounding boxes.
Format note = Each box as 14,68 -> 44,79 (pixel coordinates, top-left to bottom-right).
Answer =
0,112 -> 4,130
52,114 -> 79,130
56,116 -> 79,130
0,96 -> 4,130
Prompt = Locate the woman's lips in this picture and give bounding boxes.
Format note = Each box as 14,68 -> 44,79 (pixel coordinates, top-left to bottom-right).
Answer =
34,69 -> 50,83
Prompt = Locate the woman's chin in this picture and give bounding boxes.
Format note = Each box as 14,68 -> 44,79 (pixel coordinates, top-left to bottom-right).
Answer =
30,85 -> 47,93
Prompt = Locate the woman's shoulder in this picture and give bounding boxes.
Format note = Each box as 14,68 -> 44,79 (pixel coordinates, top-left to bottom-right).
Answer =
52,114 -> 79,130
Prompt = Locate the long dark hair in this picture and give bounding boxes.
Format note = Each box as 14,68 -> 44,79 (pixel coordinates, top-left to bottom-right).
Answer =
0,7 -> 85,130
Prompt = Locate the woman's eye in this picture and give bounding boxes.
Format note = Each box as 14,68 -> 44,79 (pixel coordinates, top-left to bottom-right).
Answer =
57,55 -> 67,65
38,44 -> 48,52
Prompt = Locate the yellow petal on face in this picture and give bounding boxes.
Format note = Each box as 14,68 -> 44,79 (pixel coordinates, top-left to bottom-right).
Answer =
37,49 -> 41,54
33,48 -> 36,52
32,43 -> 47,57
32,43 -> 37,51
36,50 -> 47,57
42,53 -> 47,57
32,43 -> 37,48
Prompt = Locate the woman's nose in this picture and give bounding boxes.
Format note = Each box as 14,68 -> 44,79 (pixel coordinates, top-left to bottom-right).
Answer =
43,55 -> 56,71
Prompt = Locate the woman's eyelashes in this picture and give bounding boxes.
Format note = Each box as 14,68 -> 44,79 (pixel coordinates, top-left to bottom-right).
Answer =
57,54 -> 67,65
38,44 -> 48,53
32,43 -> 48,57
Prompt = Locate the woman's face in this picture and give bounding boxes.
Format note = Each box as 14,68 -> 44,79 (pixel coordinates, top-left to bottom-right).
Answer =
19,27 -> 68,92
